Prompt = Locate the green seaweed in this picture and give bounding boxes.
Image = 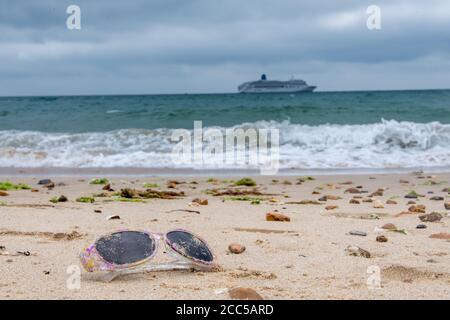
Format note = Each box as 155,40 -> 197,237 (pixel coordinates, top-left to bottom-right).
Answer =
89,178 -> 109,185
234,178 -> 256,187
49,197 -> 59,204
405,190 -> 419,198
143,183 -> 159,188
92,192 -> 110,197
286,200 -> 322,205
0,181 -> 31,191
227,196 -> 263,202
389,228 -> 408,235
298,176 -> 315,182
421,180 -> 446,186
76,196 -> 95,203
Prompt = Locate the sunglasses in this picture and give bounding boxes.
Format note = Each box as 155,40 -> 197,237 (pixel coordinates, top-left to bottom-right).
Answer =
80,229 -> 217,282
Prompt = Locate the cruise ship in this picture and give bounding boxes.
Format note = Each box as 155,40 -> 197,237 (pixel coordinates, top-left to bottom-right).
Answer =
238,74 -> 316,93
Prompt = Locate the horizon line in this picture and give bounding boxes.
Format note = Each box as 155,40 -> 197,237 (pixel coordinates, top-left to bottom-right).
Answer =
1,87 -> 449,99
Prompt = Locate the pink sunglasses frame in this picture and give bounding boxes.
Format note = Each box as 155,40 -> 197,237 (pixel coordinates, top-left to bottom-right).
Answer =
80,228 -> 217,281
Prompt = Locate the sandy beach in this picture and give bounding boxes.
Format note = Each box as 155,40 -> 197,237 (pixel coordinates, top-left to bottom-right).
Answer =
0,171 -> 449,300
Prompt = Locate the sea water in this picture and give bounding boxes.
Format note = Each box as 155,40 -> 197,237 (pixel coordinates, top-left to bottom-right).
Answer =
0,90 -> 449,170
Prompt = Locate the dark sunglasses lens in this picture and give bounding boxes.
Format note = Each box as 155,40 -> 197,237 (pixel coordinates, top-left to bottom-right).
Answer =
95,231 -> 155,265
166,230 -> 214,263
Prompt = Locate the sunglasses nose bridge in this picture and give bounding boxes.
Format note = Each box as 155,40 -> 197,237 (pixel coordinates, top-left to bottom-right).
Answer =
153,232 -> 164,240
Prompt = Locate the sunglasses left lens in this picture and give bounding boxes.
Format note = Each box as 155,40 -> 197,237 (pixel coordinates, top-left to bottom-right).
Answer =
95,231 -> 155,265
166,230 -> 214,264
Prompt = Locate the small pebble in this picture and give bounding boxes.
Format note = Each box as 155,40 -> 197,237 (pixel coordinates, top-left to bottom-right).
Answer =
228,244 -> 246,254
102,183 -> 113,191
38,179 -> 52,185
409,204 -> 426,213
419,212 -> 443,223
373,200 -> 384,208
229,287 -> 263,300
58,195 -> 68,202
266,212 -> 290,222
345,245 -> 371,258
429,232 -> 450,240
192,198 -> 208,205
349,231 -> 367,237
382,223 -> 396,230
43,182 -> 55,189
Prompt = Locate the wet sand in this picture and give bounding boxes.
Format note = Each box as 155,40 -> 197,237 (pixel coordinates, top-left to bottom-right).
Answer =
0,172 -> 449,299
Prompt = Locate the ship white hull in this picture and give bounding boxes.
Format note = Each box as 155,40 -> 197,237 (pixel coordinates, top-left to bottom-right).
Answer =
239,86 -> 316,93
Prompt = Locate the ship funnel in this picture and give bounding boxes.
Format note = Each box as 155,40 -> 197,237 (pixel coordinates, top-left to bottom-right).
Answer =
261,74 -> 267,81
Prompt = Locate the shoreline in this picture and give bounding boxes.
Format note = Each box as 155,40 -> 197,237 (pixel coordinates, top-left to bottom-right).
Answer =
1,166 -> 450,177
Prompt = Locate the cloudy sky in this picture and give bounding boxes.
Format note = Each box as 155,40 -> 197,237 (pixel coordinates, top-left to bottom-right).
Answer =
1,0 -> 450,96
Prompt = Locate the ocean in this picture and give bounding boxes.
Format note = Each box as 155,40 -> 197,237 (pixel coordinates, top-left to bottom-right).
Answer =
1,90 -> 450,171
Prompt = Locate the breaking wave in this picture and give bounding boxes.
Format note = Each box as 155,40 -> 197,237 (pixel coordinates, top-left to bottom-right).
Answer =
0,119 -> 449,169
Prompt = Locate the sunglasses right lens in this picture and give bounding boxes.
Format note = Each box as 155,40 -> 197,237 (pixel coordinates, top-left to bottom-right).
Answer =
95,231 -> 155,265
166,230 -> 214,263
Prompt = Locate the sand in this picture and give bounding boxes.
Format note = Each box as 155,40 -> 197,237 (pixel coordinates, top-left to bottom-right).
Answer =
0,172 -> 449,299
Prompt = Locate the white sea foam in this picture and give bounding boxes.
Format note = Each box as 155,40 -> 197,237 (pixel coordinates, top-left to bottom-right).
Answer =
0,119 -> 449,169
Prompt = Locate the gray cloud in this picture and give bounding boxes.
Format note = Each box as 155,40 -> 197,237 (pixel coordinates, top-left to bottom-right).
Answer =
0,0 -> 449,95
